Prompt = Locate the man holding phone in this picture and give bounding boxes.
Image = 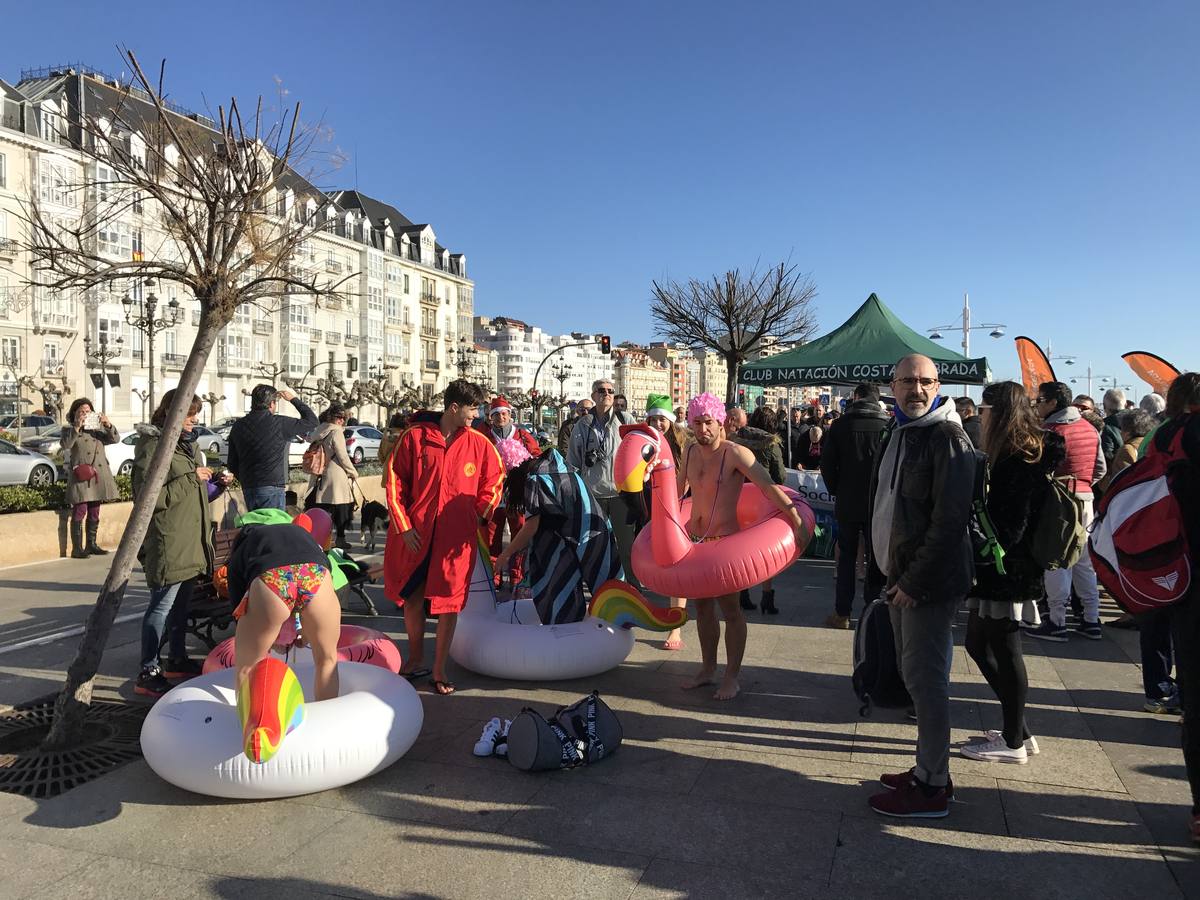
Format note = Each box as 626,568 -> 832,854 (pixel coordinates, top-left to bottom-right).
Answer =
227,384 -> 319,511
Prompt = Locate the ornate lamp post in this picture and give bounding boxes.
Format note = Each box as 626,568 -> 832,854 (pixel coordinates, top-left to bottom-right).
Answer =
122,280 -> 182,416
83,332 -> 124,415
454,337 -> 478,381
551,360 -> 572,426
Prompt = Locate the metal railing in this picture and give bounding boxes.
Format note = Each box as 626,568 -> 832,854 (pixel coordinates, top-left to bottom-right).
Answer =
325,331 -> 341,344
0,239 -> 18,256
424,359 -> 440,371
420,292 -> 439,306
161,353 -> 186,367
252,320 -> 273,335
420,325 -> 439,338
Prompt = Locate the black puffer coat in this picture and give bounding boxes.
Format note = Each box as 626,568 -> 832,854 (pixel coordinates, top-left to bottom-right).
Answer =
972,432 -> 1066,603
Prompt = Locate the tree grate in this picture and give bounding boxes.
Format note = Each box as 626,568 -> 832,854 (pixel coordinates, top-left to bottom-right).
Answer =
0,700 -> 147,799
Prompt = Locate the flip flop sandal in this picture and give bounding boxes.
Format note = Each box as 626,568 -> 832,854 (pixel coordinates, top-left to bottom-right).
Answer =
431,679 -> 457,696
401,667 -> 431,681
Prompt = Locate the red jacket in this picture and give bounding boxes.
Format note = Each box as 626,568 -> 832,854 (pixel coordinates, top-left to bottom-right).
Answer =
385,413 -> 504,614
1046,412 -> 1103,496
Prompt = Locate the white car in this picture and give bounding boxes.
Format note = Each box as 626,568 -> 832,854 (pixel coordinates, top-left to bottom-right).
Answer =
191,425 -> 228,460
343,425 -> 384,465
105,431 -> 140,478
0,439 -> 59,487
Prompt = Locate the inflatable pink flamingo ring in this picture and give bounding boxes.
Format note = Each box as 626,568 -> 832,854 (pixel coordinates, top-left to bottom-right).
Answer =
614,423 -> 815,598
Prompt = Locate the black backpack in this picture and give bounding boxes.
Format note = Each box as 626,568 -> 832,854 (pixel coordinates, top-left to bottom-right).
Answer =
851,598 -> 911,716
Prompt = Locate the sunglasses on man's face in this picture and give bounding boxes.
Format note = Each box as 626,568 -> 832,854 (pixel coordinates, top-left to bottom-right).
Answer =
594,388 -> 615,395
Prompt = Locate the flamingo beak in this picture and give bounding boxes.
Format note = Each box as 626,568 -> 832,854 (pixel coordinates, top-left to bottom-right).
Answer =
618,458 -> 648,493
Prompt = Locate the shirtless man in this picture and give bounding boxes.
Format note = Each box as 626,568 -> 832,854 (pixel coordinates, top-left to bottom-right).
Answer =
678,393 -> 811,699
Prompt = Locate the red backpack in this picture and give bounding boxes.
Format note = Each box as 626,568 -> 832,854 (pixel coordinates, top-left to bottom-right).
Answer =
1088,421 -> 1192,614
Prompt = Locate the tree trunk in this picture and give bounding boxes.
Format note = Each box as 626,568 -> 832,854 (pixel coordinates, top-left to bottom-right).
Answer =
42,316 -> 224,750
725,353 -> 742,406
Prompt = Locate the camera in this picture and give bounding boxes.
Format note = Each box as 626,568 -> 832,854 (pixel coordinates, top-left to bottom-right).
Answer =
584,447 -> 601,468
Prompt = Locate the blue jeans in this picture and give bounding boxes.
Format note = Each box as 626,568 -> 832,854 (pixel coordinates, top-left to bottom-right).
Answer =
140,579 -> 194,671
243,485 -> 286,511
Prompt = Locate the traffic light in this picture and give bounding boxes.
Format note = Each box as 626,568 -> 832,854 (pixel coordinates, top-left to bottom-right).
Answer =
599,335 -> 611,355
738,388 -> 745,406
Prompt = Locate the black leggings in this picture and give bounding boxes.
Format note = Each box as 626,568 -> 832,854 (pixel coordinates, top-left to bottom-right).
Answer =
1171,596 -> 1200,814
964,611 -> 1030,749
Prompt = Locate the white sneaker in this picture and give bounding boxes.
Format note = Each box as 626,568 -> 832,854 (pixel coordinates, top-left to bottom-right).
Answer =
985,729 -> 1040,756
961,736 -> 1028,764
474,717 -> 505,757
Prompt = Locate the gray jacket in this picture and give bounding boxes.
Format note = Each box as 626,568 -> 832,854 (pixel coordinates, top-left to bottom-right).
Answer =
869,397 -> 976,605
566,409 -> 632,499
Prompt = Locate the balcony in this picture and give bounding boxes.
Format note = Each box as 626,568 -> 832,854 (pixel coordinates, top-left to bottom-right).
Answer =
401,321 -> 414,333
385,354 -> 402,366
320,297 -> 343,311
424,359 -> 440,371
253,320 -> 273,335
161,353 -> 186,369
420,292 -> 439,307
0,238 -> 17,259
343,335 -> 360,347
325,331 -> 341,345
420,325 -> 438,338
324,260 -> 342,274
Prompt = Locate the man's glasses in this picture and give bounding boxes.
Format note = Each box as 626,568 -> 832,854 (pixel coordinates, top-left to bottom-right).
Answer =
893,377 -> 939,388
594,388 -> 615,395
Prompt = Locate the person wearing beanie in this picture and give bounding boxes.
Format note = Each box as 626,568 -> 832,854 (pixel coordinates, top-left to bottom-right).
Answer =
475,395 -> 541,590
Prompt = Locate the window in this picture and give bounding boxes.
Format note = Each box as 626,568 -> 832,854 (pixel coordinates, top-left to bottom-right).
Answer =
367,286 -> 383,313
386,264 -> 400,285
39,158 -> 77,207
131,227 -> 144,261
368,252 -> 384,281
1,152 -> 8,189
94,163 -> 116,202
1,336 -> 19,367
386,333 -> 402,358
164,331 -> 176,356
288,300 -> 310,329
42,341 -> 60,373
225,335 -> 249,367
234,303 -> 251,325
97,318 -> 123,345
386,293 -> 400,324
255,340 -> 267,363
368,320 -> 383,344
403,273 -> 410,294
288,340 -> 308,376
344,318 -> 354,339
97,221 -> 130,258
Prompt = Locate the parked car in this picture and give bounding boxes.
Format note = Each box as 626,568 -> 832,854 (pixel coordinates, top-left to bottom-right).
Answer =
22,425 -> 68,458
0,415 -> 60,439
289,434 -> 309,467
210,417 -> 240,438
104,431 -> 139,477
0,439 -> 58,487
191,425 -> 228,460
343,425 -> 383,465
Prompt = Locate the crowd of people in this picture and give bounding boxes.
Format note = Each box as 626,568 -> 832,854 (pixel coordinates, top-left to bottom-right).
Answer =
98,355 -> 1199,842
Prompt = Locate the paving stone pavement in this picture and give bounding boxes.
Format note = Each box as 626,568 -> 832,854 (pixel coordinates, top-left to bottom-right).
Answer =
0,553 -> 1196,899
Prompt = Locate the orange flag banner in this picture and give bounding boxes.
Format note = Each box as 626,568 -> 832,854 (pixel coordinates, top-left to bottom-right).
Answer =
1014,337 -> 1055,397
1122,352 -> 1180,395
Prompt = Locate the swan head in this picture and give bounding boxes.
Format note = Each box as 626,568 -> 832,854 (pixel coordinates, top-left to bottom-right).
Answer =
615,423 -> 665,493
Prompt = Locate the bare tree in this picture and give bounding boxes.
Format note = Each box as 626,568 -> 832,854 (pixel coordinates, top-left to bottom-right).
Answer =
21,50 -> 351,748
650,263 -> 818,404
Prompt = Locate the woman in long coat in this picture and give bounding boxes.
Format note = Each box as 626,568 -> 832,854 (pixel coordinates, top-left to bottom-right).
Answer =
131,389 -> 230,697
63,397 -> 120,558
304,404 -> 359,550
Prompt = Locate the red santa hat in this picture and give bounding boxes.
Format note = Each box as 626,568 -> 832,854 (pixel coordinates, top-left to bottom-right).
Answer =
488,396 -> 512,415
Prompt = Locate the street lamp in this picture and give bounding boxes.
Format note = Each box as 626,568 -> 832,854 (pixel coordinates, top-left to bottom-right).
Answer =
122,280 -> 182,416
83,332 -> 124,415
551,360 -> 573,426
927,292 -> 1007,358
454,337 -> 478,381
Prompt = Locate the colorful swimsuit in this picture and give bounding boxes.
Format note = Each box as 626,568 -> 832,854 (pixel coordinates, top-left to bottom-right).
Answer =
233,563 -> 330,619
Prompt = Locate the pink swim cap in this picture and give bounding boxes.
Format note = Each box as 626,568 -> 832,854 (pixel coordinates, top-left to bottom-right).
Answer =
687,392 -> 727,425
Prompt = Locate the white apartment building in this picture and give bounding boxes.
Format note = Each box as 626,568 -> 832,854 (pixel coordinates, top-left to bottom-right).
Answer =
473,316 -> 613,403
1,65 -> 474,429
613,345 -> 670,416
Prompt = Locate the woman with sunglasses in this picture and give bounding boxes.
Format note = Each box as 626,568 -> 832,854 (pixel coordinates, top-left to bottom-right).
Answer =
961,381 -> 1065,764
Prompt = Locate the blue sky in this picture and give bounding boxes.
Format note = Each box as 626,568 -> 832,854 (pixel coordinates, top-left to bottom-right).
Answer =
7,1 -> 1197,391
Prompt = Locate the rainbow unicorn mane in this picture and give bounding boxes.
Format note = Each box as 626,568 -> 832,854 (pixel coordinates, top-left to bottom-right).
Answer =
237,657 -> 305,764
589,580 -> 687,632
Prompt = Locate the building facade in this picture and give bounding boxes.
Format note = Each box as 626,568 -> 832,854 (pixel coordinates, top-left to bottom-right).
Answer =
473,316 -> 613,404
612,345 -> 670,416
1,65 -> 474,430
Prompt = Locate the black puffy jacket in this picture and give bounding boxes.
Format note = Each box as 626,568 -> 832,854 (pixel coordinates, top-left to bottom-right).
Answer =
820,400 -> 888,522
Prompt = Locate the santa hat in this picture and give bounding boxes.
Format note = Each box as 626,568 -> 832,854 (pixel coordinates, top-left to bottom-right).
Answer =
488,396 -> 512,415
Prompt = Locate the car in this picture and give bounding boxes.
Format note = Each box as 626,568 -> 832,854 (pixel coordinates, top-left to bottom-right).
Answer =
105,431 -> 140,477
191,425 -> 227,460
342,425 -> 383,465
289,434 -> 310,467
21,425 -> 68,459
0,415 -> 61,439
0,439 -> 59,487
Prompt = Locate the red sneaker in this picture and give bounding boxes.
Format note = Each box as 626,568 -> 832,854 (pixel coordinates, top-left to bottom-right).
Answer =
878,769 -> 954,799
869,777 -> 950,818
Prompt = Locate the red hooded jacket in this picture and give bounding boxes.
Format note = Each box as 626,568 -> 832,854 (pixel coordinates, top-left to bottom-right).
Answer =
384,412 -> 504,614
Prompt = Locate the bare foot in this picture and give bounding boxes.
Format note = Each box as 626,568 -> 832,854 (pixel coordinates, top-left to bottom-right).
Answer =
713,675 -> 740,701
682,668 -> 717,690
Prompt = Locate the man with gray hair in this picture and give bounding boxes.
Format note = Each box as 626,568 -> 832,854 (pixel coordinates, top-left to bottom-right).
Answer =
1139,393 -> 1167,421
568,378 -> 637,586
1101,387 -> 1126,466
868,354 -> 975,819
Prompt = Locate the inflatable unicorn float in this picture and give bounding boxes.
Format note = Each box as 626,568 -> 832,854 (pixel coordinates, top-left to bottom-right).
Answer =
612,419 -> 816,597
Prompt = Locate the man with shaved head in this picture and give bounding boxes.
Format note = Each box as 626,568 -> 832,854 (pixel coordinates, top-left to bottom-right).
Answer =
867,354 -> 976,819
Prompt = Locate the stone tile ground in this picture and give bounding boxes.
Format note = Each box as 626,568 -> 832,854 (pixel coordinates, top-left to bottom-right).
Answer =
0,555 -> 1196,898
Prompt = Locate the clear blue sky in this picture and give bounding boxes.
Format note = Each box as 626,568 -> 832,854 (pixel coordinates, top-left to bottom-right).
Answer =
7,1 -> 1197,391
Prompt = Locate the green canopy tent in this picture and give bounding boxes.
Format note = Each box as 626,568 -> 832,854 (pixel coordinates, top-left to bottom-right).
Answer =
741,293 -> 990,387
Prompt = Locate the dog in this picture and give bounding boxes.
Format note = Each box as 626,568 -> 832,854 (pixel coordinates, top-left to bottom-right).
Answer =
359,500 -> 389,553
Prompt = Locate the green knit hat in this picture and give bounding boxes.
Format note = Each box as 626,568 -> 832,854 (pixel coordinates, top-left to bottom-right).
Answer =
645,393 -> 675,421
